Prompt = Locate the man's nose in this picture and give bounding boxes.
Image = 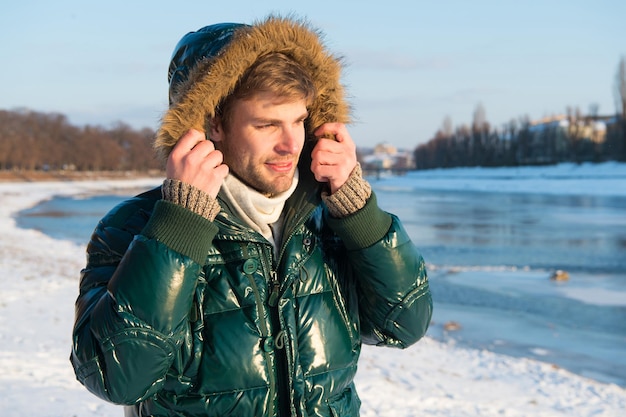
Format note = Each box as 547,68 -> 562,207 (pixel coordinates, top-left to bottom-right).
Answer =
275,127 -> 302,154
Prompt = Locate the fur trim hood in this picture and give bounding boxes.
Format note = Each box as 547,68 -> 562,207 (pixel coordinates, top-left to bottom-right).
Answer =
154,15 -> 351,162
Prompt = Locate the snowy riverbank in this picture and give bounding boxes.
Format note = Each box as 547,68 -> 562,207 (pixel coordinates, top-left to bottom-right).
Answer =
1,166 -> 625,416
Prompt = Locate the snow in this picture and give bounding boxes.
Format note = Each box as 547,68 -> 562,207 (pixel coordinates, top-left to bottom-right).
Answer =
1,165 -> 625,416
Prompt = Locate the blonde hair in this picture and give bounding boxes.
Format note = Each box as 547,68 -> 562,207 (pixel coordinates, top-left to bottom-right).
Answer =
215,52 -> 317,131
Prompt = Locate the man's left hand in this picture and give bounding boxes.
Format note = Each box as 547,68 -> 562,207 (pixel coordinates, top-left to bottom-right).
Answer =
311,123 -> 357,194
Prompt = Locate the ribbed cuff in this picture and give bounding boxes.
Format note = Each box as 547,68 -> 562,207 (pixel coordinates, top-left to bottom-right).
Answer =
322,163 -> 372,218
142,200 -> 219,265
325,192 -> 392,251
162,178 -> 221,221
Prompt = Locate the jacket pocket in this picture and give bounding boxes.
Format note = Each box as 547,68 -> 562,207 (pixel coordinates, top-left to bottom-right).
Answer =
328,386 -> 361,417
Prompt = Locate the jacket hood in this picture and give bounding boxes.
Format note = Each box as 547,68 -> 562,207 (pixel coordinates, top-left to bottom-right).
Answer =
154,15 -> 351,162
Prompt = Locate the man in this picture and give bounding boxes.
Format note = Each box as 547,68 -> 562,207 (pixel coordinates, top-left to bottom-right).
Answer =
71,16 -> 432,417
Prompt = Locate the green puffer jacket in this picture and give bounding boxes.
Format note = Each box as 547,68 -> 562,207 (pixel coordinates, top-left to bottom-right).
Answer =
70,16 -> 432,417
71,165 -> 431,416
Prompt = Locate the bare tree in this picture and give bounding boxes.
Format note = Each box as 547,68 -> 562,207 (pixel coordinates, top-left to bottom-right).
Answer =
616,56 -> 626,118
441,115 -> 454,137
472,102 -> 489,133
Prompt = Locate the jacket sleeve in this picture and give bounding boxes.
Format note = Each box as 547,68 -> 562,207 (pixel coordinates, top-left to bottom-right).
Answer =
326,192 -> 433,348
70,198 -> 218,404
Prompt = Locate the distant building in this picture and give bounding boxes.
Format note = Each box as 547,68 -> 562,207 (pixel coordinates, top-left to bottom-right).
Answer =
373,142 -> 397,156
519,115 -> 613,164
360,142 -> 414,175
530,114 -> 610,144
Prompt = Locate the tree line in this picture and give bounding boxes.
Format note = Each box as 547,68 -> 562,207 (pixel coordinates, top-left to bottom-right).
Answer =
0,109 -> 162,171
414,57 -> 626,170
4,106 -> 624,174
413,109 -> 626,170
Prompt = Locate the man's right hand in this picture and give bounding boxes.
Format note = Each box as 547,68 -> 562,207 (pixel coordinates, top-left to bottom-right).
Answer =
166,129 -> 229,199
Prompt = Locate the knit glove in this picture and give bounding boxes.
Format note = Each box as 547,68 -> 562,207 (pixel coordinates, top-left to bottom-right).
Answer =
322,163 -> 372,218
162,178 -> 222,221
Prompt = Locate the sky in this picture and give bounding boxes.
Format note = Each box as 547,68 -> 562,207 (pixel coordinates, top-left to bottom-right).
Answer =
2,0 -> 625,149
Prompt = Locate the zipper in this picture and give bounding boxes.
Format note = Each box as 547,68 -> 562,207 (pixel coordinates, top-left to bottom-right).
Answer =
263,205 -> 316,417
268,270 -> 280,307
257,244 -> 290,417
234,203 -> 317,416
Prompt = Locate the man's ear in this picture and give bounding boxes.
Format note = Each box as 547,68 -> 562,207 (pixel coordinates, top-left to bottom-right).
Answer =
208,117 -> 224,142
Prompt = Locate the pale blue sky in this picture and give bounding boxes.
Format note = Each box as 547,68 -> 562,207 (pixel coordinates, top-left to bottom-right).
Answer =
2,0 -> 625,149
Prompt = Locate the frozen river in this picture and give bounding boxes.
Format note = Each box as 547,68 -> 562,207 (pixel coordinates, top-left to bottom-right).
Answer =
376,189 -> 626,273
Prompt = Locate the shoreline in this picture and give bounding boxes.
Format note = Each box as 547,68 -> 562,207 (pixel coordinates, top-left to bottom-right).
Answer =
0,169 -> 164,183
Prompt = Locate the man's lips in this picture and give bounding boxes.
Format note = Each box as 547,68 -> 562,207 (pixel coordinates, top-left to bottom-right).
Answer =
266,160 -> 294,172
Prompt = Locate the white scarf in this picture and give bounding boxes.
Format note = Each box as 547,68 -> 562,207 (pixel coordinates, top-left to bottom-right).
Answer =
219,170 -> 299,252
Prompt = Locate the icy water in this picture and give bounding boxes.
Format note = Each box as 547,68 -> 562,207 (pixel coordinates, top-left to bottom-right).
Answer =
377,189 -> 626,273
16,194 -> 131,245
15,184 -> 626,387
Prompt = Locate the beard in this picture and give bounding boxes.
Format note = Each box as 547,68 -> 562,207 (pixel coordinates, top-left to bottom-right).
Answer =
219,143 -> 299,197
228,163 -> 296,197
